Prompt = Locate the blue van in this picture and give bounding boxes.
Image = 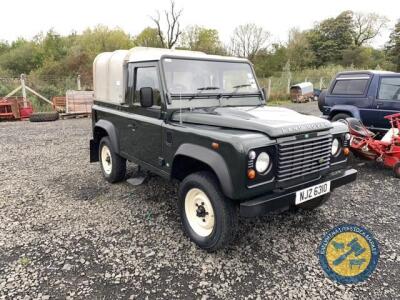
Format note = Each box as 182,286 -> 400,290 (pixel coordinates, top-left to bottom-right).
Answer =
319,71 -> 400,131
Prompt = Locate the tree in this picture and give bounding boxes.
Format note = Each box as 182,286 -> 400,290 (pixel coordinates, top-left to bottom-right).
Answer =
78,25 -> 135,56
230,23 -> 270,61
341,47 -> 374,68
0,41 -> 9,56
180,26 -> 226,55
352,12 -> 389,47
134,27 -> 164,48
0,39 -> 43,75
308,11 -> 354,66
252,44 -> 287,77
150,0 -> 183,49
286,28 -> 315,70
32,30 -> 68,62
386,20 -> 400,71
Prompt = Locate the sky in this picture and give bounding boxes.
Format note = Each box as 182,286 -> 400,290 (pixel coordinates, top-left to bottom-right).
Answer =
0,0 -> 399,48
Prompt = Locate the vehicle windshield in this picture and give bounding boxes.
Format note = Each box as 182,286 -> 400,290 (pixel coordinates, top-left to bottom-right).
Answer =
162,58 -> 259,96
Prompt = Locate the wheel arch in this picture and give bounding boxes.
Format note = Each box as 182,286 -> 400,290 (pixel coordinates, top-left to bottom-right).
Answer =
171,144 -> 234,199
93,119 -> 119,153
329,105 -> 360,120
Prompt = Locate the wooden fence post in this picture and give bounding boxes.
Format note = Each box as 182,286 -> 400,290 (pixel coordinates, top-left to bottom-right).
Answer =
77,75 -> 81,91
287,77 -> 291,94
20,74 -> 27,108
267,78 -> 271,100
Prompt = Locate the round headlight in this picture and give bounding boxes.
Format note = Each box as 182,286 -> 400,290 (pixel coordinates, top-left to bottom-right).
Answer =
255,152 -> 270,173
331,138 -> 341,156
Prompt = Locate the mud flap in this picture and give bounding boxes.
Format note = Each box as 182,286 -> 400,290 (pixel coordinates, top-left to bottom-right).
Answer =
90,139 -> 99,162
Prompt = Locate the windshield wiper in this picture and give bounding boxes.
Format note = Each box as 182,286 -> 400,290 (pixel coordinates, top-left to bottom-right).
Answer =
232,84 -> 251,90
197,86 -> 220,91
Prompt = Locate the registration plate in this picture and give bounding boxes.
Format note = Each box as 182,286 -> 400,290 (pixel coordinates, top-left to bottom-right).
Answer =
295,181 -> 331,205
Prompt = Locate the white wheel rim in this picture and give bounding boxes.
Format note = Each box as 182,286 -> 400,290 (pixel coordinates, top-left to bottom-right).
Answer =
101,145 -> 112,175
184,188 -> 215,237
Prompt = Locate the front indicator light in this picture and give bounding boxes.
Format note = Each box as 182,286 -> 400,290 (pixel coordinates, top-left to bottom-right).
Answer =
343,147 -> 350,156
247,169 -> 256,180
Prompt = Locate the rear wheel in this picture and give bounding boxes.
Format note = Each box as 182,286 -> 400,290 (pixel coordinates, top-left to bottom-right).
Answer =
178,171 -> 238,252
331,113 -> 351,122
99,137 -> 126,183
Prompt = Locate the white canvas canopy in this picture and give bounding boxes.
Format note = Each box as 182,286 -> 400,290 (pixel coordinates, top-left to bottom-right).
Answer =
93,47 -> 248,104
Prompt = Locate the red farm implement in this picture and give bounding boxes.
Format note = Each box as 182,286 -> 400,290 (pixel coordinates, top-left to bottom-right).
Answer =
0,74 -> 65,122
346,113 -> 400,178
0,97 -> 33,120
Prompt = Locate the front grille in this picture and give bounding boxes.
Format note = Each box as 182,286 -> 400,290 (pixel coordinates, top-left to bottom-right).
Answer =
277,135 -> 332,182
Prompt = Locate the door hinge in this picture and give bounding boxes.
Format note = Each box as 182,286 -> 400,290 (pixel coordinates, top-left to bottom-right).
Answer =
158,157 -> 165,166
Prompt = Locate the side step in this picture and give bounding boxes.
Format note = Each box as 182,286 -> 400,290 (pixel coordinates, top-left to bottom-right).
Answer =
126,176 -> 147,186
126,167 -> 149,186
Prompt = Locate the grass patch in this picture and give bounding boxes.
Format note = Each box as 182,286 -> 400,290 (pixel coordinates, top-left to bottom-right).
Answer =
19,256 -> 31,267
267,99 -> 291,106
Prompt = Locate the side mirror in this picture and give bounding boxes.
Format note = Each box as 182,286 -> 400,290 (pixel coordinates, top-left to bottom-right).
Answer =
262,87 -> 269,102
140,87 -> 153,108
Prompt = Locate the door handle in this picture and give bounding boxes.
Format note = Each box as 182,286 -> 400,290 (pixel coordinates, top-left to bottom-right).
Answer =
376,102 -> 383,108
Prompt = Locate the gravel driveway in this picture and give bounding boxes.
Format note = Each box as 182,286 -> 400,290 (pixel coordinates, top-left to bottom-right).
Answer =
0,103 -> 399,299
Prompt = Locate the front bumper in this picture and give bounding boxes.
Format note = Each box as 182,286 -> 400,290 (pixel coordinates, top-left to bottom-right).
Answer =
240,168 -> 357,217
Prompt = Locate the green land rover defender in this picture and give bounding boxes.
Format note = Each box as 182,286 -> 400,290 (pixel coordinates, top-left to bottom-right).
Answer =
90,47 -> 357,251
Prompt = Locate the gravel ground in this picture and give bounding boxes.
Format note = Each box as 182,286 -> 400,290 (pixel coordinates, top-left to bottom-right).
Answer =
0,102 -> 399,299
273,101 -> 322,117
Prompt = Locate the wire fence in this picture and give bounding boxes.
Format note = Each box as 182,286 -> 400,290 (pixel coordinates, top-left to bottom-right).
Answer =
258,65 -> 357,100
0,65 -> 355,110
258,76 -> 332,100
0,75 -> 93,111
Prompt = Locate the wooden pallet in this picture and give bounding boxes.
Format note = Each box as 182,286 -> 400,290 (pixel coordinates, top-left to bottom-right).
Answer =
66,90 -> 93,114
60,112 -> 91,119
52,96 -> 66,112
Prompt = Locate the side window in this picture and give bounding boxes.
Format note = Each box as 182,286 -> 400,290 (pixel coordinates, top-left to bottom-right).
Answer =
331,79 -> 369,95
135,67 -> 161,106
378,77 -> 400,101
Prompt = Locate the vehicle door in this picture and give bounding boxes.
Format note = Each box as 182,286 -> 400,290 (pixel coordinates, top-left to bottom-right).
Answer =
122,62 -> 164,167
328,74 -> 373,126
375,76 -> 400,129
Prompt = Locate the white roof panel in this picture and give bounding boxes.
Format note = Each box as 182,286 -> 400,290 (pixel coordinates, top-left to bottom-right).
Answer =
126,47 -> 249,63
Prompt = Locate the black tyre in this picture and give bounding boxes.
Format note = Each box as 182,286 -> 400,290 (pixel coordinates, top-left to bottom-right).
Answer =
393,162 -> 400,178
317,90 -> 327,112
99,136 -> 126,183
178,171 -> 238,252
293,194 -> 331,211
29,111 -> 59,122
331,113 -> 351,122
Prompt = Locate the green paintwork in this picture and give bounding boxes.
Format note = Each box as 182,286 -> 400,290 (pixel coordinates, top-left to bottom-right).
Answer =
91,60 -> 350,202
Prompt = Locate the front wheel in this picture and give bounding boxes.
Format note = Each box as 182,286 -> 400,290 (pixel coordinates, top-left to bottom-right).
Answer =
178,171 -> 238,252
331,113 -> 351,122
99,137 -> 126,183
